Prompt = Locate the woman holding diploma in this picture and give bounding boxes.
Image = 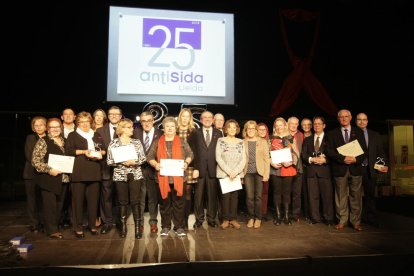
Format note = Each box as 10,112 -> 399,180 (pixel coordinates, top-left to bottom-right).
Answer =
107,118 -> 147,239
177,108 -> 197,230
147,116 -> 193,237
32,118 -> 69,239
216,119 -> 246,230
269,117 -> 298,225
66,112 -> 105,238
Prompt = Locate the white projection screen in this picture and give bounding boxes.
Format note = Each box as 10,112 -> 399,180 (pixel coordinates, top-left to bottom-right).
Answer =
107,6 -> 235,105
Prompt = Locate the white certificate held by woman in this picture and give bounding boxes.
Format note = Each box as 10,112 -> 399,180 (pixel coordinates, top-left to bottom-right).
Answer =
270,148 -> 292,164
160,159 -> 184,176
111,144 -> 137,163
48,154 -> 75,173
219,176 -> 242,194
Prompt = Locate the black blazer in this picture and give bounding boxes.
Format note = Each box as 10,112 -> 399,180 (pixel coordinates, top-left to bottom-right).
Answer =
96,124 -> 114,180
133,127 -> 163,180
65,131 -> 103,182
23,133 -> 41,179
188,128 -> 221,178
366,129 -> 387,177
34,137 -> 65,195
325,126 -> 367,177
301,134 -> 331,178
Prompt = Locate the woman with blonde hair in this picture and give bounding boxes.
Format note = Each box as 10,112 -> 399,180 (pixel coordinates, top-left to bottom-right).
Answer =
24,116 -> 47,232
242,120 -> 270,229
269,117 -> 298,225
107,118 -> 147,239
176,108 -> 198,230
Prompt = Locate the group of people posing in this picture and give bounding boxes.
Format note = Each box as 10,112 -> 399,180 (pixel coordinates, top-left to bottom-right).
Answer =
22,107 -> 388,240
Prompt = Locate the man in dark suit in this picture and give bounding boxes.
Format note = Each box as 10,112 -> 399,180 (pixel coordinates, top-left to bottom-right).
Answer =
301,116 -> 334,225
96,106 -> 123,234
356,113 -> 388,227
326,109 -> 367,231
133,111 -> 163,234
189,110 -> 221,228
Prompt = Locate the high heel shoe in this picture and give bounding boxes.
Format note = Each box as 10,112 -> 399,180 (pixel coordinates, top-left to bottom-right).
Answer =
89,228 -> 99,235
74,231 -> 85,238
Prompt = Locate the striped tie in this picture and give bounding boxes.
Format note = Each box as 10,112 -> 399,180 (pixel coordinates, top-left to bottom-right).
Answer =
144,132 -> 150,152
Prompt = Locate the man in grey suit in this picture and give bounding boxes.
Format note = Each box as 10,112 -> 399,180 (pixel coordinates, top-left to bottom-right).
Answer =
356,113 -> 388,227
326,109 -> 367,231
133,111 -> 163,234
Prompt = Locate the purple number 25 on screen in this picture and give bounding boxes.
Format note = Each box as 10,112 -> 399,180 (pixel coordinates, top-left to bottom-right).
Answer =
143,18 -> 201,50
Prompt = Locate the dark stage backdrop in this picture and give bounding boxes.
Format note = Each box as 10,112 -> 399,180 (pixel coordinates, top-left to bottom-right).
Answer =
2,0 -> 413,125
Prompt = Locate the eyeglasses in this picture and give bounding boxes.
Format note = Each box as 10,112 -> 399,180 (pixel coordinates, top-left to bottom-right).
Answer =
49,126 -> 61,129
108,113 -> 121,117
338,115 -> 350,119
141,119 -> 153,124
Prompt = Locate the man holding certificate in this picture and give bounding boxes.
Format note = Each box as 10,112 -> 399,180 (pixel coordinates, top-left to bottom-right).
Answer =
107,119 -> 147,239
147,117 -> 193,237
325,109 -> 367,231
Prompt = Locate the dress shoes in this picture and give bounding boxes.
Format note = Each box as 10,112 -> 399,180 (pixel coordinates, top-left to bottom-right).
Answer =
100,224 -> 112,234
207,221 -> 218,228
150,224 -> 158,233
193,221 -> 203,229
308,220 -> 320,225
354,224 -> 363,231
89,228 -> 99,235
49,232 -> 63,239
335,223 -> 345,230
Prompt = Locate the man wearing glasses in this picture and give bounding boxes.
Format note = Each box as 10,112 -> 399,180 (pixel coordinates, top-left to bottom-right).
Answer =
133,111 -> 163,233
325,109 -> 367,231
96,106 -> 123,234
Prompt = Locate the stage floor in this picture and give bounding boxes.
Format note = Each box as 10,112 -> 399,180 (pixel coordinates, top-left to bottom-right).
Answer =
1,200 -> 414,275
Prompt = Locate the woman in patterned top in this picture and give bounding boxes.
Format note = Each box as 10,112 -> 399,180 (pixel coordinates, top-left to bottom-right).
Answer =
32,118 -> 69,239
269,117 -> 298,225
177,108 -> 198,230
216,119 -> 246,230
107,118 -> 147,239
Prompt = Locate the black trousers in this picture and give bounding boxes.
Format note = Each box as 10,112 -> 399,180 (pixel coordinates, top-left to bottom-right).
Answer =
194,176 -> 219,224
160,185 -> 185,229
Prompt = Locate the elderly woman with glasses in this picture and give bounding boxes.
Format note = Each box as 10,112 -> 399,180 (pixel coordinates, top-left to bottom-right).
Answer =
65,111 -> 105,238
